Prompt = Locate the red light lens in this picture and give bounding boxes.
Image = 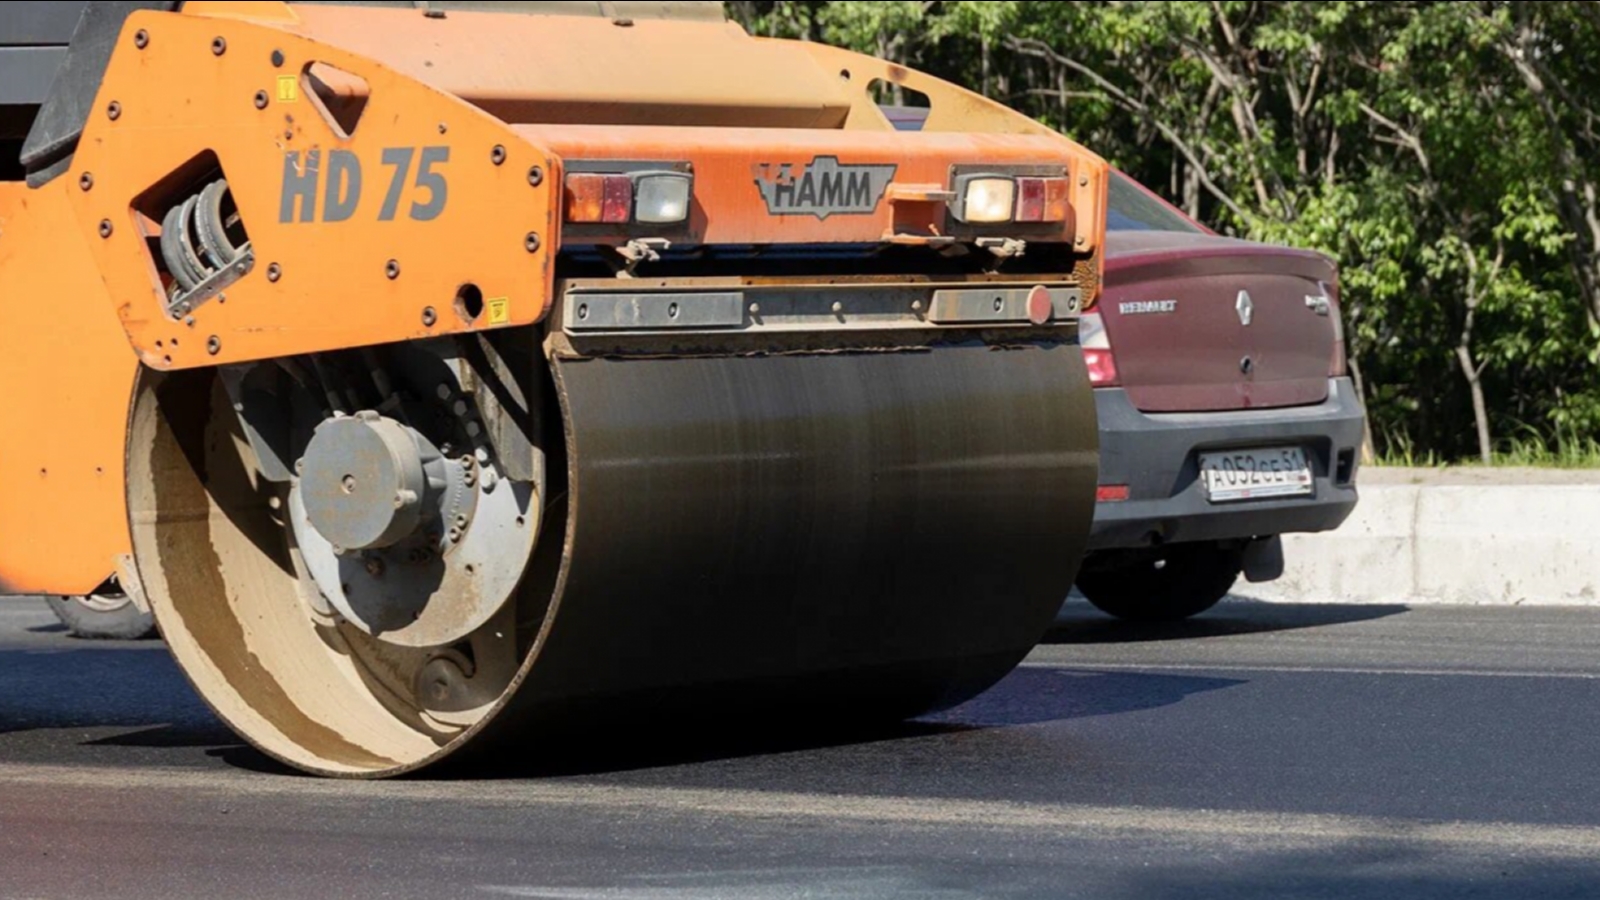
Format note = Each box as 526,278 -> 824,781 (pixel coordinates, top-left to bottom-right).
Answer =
1097,485 -> 1132,503
1084,350 -> 1120,387
1044,178 -> 1071,222
566,174 -> 605,223
1079,312 -> 1119,386
1323,281 -> 1348,377
566,173 -> 634,224
1027,285 -> 1054,325
1014,177 -> 1071,223
601,175 -> 633,224
1016,178 -> 1047,223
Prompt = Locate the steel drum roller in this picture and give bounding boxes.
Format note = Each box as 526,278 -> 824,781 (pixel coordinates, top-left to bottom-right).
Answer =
127,335 -> 1096,777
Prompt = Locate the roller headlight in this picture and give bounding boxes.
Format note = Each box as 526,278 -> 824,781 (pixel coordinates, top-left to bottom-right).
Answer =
955,175 -> 1019,224
632,171 -> 693,225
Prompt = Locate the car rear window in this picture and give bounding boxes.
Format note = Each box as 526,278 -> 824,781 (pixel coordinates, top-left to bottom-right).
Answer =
1107,172 -> 1204,233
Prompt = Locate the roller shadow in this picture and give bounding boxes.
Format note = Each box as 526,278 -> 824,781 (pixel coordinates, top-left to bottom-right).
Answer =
0,636 -> 295,773
0,603 -> 1243,780
7,650 -> 300,775
0,610 -> 259,765
920,665 -> 1242,730
1045,596 -> 1411,645
0,644 -> 213,739
447,665 -> 1243,779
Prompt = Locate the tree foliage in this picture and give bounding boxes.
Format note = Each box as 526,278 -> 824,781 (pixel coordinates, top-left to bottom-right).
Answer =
728,1 -> 1600,463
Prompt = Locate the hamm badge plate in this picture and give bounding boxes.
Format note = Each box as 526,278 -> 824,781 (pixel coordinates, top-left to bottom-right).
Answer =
754,156 -> 897,220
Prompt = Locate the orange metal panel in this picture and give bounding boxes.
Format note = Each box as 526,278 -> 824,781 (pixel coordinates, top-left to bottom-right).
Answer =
0,183 -> 136,595
65,9 -> 561,372
180,1 -> 300,24
249,4 -> 1105,261
0,1 -> 1111,598
274,5 -> 854,129
518,124 -> 1092,247
795,40 -> 1109,260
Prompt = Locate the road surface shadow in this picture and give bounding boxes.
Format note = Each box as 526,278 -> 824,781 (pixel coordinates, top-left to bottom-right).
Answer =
1120,840 -> 1597,900
0,615 -> 1241,779
478,847 -> 1600,900
1045,597 -> 1410,645
452,665 -> 1243,779
920,665 -> 1241,730
0,642 -> 254,757
0,645 -> 215,737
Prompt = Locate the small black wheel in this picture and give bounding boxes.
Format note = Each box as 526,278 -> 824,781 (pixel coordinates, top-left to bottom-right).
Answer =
1076,544 -> 1243,623
46,586 -> 156,640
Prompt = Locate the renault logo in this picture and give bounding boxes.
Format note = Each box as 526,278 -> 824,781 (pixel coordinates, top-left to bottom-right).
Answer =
1236,290 -> 1255,327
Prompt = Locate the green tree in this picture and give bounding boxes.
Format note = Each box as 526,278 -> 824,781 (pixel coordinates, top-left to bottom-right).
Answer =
729,0 -> 1600,465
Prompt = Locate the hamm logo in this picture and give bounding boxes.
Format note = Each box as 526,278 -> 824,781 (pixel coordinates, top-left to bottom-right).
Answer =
754,157 -> 897,220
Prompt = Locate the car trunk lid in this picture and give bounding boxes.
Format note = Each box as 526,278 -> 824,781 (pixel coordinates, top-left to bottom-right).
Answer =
1102,230 -> 1337,412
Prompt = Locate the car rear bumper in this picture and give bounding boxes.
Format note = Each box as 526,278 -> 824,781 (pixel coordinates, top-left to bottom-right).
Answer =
1088,377 -> 1366,550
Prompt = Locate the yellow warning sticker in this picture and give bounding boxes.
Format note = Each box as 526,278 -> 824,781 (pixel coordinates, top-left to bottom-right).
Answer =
276,75 -> 299,103
487,298 -> 511,325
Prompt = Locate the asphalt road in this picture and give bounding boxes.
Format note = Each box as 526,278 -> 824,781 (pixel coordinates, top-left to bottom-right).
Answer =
0,597 -> 1597,899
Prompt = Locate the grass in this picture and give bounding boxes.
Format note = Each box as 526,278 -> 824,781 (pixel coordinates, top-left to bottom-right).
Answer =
1492,435 -> 1600,468
1372,431 -> 1600,469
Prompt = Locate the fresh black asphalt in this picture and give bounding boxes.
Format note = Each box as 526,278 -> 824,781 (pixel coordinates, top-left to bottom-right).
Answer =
0,598 -> 1595,899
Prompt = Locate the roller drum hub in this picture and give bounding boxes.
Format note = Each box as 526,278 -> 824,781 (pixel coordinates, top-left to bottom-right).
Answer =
286,396 -> 528,649
300,413 -> 431,552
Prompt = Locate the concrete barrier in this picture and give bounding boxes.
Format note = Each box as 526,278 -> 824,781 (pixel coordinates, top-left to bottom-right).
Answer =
1242,468 -> 1600,605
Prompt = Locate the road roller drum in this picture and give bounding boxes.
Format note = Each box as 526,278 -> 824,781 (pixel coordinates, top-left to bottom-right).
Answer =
0,1 -> 1109,776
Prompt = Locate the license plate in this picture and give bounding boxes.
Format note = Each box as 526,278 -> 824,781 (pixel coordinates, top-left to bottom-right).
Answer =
1199,447 -> 1313,503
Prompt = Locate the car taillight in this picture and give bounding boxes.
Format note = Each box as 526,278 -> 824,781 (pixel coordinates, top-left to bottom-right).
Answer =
1325,281 -> 1348,378
1096,485 -> 1131,503
566,170 -> 693,226
953,173 -> 1072,224
1079,312 -> 1119,387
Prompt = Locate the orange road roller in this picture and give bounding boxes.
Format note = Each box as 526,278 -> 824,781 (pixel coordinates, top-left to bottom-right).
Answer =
0,1 -> 1107,776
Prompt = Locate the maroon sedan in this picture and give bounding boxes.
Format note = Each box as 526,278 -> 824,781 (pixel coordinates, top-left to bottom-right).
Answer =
1076,173 -> 1365,620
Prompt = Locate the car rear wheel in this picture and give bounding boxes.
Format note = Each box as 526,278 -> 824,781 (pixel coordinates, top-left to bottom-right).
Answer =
1077,544 -> 1243,622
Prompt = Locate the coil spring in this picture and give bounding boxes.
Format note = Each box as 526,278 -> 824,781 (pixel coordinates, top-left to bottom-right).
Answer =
160,178 -> 248,297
